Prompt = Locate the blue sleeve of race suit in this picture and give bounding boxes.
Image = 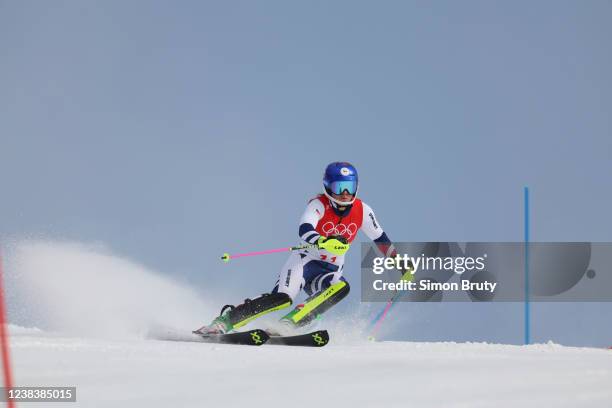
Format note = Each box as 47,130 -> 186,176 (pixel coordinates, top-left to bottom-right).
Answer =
374,231 -> 391,245
298,199 -> 323,244
299,223 -> 320,244
373,232 -> 396,257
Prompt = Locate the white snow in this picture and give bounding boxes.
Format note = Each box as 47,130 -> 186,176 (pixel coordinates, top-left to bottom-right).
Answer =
4,240 -> 612,407
8,327 -> 612,408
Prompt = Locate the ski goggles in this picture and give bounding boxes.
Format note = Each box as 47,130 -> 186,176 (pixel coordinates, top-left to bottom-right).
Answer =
328,180 -> 358,195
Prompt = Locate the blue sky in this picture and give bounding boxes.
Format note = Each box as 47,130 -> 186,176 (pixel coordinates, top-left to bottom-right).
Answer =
1,1 -> 611,345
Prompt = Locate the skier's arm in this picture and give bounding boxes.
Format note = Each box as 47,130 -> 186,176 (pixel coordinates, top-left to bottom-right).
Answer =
298,198 -> 324,245
361,203 -> 396,257
361,203 -> 413,281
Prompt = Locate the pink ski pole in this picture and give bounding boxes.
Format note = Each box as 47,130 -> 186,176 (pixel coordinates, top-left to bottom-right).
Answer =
221,244 -> 315,263
368,291 -> 403,341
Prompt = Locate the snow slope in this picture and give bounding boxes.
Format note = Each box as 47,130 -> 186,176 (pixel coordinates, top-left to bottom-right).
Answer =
9,327 -> 612,408
4,240 -> 612,407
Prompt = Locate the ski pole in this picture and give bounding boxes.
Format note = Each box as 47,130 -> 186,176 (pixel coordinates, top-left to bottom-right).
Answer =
221,244 -> 315,263
368,290 -> 405,341
367,263 -> 415,340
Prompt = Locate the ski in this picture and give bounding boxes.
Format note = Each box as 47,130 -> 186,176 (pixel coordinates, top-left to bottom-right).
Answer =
266,330 -> 329,347
195,329 -> 270,346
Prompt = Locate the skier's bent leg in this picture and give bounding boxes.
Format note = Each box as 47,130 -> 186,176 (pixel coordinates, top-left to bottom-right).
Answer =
227,292 -> 292,330
272,251 -> 305,301
195,292 -> 292,335
281,279 -> 350,328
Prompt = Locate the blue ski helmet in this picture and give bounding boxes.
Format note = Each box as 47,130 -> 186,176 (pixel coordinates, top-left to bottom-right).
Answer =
323,162 -> 358,207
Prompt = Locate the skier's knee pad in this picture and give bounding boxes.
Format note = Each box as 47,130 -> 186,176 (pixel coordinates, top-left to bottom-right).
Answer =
287,280 -> 350,327
228,292 -> 292,329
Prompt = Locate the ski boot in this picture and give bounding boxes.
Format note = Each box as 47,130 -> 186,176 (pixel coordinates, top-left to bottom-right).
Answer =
192,305 -> 234,336
193,292 -> 292,336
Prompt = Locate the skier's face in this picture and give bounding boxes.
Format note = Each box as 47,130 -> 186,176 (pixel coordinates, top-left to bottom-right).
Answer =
332,191 -> 354,203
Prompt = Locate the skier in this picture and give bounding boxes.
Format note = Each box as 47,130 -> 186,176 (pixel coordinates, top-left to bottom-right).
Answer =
194,162 -> 407,336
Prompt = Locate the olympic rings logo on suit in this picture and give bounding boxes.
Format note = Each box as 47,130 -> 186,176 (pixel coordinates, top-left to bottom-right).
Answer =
321,222 -> 358,238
